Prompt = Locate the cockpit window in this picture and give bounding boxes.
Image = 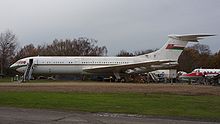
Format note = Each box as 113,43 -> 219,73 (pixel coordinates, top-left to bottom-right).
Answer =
17,61 -> 26,64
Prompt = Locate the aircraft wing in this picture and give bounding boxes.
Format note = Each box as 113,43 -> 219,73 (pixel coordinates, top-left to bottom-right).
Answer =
83,60 -> 175,73
147,64 -> 178,72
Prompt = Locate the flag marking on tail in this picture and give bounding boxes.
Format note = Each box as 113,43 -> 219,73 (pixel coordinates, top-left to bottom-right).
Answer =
166,44 -> 185,50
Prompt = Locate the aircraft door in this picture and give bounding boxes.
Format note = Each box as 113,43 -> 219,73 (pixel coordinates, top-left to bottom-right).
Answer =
29,59 -> 33,65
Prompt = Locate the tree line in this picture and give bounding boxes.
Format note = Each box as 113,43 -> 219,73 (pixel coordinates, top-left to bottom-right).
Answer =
178,44 -> 220,72
0,30 -> 219,76
14,37 -> 107,60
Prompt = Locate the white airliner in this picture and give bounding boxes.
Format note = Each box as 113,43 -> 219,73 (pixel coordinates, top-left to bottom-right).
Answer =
10,34 -> 214,81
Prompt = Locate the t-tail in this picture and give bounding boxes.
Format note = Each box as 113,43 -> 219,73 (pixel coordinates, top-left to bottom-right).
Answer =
137,34 -> 215,61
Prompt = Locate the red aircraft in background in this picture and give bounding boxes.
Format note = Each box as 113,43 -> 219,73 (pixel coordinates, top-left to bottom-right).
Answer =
179,68 -> 220,79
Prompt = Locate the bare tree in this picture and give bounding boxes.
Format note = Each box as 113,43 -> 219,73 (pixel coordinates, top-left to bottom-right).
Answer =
190,43 -> 211,55
0,30 -> 17,75
14,44 -> 38,61
44,37 -> 107,56
212,50 -> 220,68
116,50 -> 134,56
14,37 -> 108,59
178,44 -> 216,72
178,48 -> 200,72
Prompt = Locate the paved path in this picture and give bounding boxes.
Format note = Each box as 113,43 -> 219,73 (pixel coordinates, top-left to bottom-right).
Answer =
0,107 -> 219,124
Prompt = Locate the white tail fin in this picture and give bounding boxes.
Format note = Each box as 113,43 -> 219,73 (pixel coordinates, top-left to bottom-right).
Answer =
138,34 -> 215,61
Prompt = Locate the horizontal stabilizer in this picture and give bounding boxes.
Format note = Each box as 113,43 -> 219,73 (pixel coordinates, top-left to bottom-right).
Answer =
168,34 -> 215,42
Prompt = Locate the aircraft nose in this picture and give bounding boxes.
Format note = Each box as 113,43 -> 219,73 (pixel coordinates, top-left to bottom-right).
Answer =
10,64 -> 16,69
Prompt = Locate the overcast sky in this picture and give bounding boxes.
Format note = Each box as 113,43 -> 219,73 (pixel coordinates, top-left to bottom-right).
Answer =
0,0 -> 219,55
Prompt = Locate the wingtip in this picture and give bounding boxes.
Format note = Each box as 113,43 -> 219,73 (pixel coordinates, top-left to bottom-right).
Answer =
167,33 -> 216,42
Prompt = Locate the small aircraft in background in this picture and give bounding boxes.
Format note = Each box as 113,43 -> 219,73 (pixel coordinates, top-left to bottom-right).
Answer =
178,68 -> 220,84
179,68 -> 220,79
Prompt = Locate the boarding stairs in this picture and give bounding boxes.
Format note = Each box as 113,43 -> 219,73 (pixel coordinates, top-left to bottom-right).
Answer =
23,59 -> 34,82
149,72 -> 159,82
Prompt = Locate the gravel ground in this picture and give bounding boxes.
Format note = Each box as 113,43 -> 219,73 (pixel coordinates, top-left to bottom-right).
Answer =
0,82 -> 220,95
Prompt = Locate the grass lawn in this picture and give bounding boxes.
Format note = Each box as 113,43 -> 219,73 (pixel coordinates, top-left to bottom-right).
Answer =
0,77 -> 12,83
0,91 -> 220,120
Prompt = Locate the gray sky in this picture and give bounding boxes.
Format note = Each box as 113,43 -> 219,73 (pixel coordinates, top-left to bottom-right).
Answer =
0,0 -> 219,55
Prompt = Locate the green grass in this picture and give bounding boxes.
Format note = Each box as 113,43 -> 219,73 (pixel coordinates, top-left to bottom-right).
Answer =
0,77 -> 12,83
0,91 -> 220,120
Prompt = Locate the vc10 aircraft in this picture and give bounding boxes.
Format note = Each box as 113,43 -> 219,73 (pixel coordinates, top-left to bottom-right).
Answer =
10,34 -> 215,81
